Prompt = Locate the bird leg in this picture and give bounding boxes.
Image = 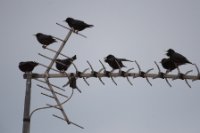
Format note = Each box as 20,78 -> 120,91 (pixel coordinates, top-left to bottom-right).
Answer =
42,45 -> 47,49
173,64 -> 185,80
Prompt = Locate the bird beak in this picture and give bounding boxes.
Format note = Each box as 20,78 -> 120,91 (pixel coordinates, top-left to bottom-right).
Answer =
104,57 -> 107,61
33,34 -> 36,36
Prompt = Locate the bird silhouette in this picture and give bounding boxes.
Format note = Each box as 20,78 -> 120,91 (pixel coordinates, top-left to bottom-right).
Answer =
69,75 -> 77,89
19,61 -> 38,73
55,55 -> 76,72
35,33 -> 56,48
166,49 -> 192,66
104,54 -> 133,70
65,17 -> 93,33
63,73 -> 81,93
160,58 -> 177,72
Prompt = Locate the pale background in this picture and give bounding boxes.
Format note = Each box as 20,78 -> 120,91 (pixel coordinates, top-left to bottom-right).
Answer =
1,0 -> 200,133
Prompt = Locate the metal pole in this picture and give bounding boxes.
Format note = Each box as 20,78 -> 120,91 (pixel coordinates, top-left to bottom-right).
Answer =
44,30 -> 73,124
22,72 -> 32,133
24,72 -> 199,80
45,30 -> 73,73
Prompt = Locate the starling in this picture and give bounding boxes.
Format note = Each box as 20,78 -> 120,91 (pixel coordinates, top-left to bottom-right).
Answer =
35,33 -> 56,48
63,73 -> 81,93
19,61 -> 38,73
166,49 -> 192,66
65,17 -> 93,33
55,55 -> 76,72
160,58 -> 176,72
104,54 -> 133,70
69,74 -> 77,89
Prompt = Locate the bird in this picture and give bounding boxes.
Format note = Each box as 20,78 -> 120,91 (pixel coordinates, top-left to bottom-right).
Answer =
160,58 -> 177,72
55,55 -> 76,72
104,54 -> 133,70
63,73 -> 81,93
65,17 -> 94,33
19,61 -> 38,73
34,33 -> 56,48
166,49 -> 192,66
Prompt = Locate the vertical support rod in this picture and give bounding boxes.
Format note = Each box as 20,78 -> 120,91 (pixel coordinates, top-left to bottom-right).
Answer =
45,79 -> 71,124
45,30 -> 73,73
22,73 -> 32,133
44,30 -> 73,124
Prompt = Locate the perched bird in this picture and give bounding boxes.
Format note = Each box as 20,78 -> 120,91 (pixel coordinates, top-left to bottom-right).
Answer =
55,55 -> 76,72
160,58 -> 176,72
19,61 -> 38,73
69,75 -> 77,89
166,49 -> 192,66
65,17 -> 94,33
34,33 -> 56,48
104,54 -> 133,70
63,73 -> 81,93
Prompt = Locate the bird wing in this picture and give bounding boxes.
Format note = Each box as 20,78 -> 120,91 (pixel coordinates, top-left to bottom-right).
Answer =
173,52 -> 191,64
73,19 -> 93,27
73,19 -> 85,25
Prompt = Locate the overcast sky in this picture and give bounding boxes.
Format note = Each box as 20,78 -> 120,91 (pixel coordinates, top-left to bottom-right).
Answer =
1,0 -> 200,133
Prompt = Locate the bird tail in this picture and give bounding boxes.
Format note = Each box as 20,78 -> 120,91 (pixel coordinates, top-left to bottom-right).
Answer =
87,24 -> 94,28
119,58 -> 134,62
72,55 -> 77,60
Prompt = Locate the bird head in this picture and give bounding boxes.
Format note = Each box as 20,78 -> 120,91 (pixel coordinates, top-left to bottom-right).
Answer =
166,48 -> 175,56
104,54 -> 115,62
34,33 -> 43,37
65,17 -> 73,23
106,54 -> 115,60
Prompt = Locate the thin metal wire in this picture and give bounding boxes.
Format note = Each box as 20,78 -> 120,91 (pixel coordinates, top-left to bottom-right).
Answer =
52,114 -> 84,129
34,79 -> 65,91
45,47 -> 70,58
41,93 -> 55,99
37,84 -> 68,98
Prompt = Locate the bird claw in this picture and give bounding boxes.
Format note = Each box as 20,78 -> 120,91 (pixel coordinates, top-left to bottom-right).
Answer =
42,45 -> 47,49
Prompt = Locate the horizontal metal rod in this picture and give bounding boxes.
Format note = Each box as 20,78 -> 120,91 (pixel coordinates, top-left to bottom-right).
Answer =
34,79 -> 65,91
37,84 -> 68,98
37,62 -> 60,73
38,53 -> 72,71
45,47 -> 69,58
52,114 -> 84,129
46,104 -> 61,110
24,72 -> 200,80
41,92 -> 55,99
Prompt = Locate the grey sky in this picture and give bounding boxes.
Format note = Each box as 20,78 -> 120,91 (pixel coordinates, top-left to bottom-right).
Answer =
1,0 -> 200,133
